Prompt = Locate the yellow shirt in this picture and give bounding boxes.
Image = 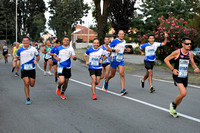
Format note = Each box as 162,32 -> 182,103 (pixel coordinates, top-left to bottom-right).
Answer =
13,47 -> 19,56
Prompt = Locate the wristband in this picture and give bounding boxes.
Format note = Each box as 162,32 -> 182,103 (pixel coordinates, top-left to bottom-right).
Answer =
112,49 -> 116,52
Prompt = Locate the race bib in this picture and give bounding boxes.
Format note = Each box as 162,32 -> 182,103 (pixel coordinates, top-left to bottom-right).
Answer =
116,53 -> 123,61
45,52 -> 51,59
146,49 -> 155,56
91,57 -> 99,66
24,64 -> 33,70
57,67 -> 63,73
103,57 -> 110,63
178,59 -> 189,78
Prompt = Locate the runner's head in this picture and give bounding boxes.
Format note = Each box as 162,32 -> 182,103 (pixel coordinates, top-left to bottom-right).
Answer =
62,36 -> 70,46
56,40 -> 61,47
22,36 -> 30,47
148,34 -> 155,44
118,30 -> 125,40
182,36 -> 192,50
16,42 -> 20,48
46,40 -> 51,46
104,37 -> 110,45
92,38 -> 99,49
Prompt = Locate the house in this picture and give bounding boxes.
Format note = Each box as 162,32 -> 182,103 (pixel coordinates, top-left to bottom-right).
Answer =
72,25 -> 97,43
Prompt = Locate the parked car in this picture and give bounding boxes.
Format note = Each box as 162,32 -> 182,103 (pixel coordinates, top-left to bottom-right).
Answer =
191,47 -> 200,56
124,45 -> 134,54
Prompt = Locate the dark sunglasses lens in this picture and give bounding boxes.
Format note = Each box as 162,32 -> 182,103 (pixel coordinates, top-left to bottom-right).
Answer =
185,43 -> 192,45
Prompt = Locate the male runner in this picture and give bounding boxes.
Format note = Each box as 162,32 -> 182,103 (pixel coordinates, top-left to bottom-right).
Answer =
103,30 -> 130,95
15,36 -> 40,105
164,36 -> 200,117
100,37 -> 111,91
50,40 -> 61,82
84,38 -> 105,100
42,40 -> 53,76
138,32 -> 168,93
54,37 -> 76,99
11,42 -> 20,76
2,41 -> 8,63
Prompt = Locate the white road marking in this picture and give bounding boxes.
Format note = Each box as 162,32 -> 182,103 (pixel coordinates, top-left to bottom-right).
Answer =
131,74 -> 200,89
36,63 -> 200,123
70,78 -> 200,123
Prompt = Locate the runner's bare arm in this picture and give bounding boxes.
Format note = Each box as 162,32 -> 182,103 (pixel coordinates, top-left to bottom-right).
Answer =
161,32 -> 168,46
138,48 -> 144,56
189,52 -> 200,73
42,47 -> 48,53
83,54 -> 89,65
164,50 -> 179,75
71,55 -> 77,60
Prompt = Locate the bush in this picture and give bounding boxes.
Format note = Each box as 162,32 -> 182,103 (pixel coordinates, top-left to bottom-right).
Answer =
137,15 -> 200,61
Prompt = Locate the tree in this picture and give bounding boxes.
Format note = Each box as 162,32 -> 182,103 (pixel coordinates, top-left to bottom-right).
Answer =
92,0 -> 110,45
49,0 -> 90,40
137,0 -> 196,35
109,0 -> 137,34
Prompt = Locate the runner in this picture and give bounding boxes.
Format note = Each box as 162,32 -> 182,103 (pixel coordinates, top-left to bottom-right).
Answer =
14,36 -> 40,105
54,37 -> 76,100
11,42 -> 20,76
50,40 -> 61,82
2,41 -> 8,63
42,40 -> 53,76
100,37 -> 111,91
84,38 -> 105,100
102,30 -> 130,95
164,36 -> 200,118
138,32 -> 168,93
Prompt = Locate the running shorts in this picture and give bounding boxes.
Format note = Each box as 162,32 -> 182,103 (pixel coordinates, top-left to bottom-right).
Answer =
21,69 -> 36,79
144,60 -> 155,70
173,75 -> 188,87
88,68 -> 102,76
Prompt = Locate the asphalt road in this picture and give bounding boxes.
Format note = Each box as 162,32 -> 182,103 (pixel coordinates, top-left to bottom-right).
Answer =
0,56 -> 200,133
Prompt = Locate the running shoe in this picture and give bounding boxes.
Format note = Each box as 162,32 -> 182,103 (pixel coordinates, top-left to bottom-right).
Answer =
150,87 -> 155,93
15,72 -> 19,76
103,80 -> 108,90
121,89 -> 128,96
90,81 -> 100,86
44,71 -> 47,76
102,86 -> 108,91
140,79 -> 144,88
12,67 -> 15,72
92,94 -> 97,100
61,93 -> 67,99
170,102 -> 179,118
56,88 -> 61,95
48,71 -> 52,76
25,99 -> 31,105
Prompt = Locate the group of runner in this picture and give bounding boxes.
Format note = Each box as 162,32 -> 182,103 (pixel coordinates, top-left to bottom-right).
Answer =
4,29 -> 200,118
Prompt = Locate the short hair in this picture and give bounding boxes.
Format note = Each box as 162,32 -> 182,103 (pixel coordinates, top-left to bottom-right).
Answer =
56,40 -> 61,43
118,30 -> 124,34
22,36 -> 30,40
182,36 -> 192,43
63,36 -> 70,40
93,38 -> 99,43
104,36 -> 109,39
148,34 -> 155,39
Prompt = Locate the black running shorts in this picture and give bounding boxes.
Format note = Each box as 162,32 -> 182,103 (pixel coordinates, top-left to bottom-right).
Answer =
144,60 -> 155,70
21,69 -> 36,79
102,63 -> 110,68
53,61 -> 57,65
88,68 -> 102,77
173,75 -> 188,87
58,68 -> 71,78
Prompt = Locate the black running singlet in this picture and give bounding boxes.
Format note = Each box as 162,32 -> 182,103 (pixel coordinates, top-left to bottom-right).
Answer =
174,49 -> 191,78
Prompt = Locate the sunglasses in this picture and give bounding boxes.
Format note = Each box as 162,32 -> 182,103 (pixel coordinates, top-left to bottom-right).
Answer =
184,43 -> 192,45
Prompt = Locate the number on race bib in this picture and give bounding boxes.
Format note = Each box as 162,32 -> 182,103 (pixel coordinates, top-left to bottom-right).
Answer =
178,59 -> 189,78
91,57 -> 99,66
24,64 -> 33,70
146,49 -> 155,56
57,67 -> 63,73
116,53 -> 123,61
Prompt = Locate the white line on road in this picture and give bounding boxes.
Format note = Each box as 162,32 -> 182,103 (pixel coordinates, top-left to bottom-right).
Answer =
131,74 -> 200,89
36,63 -> 200,123
70,78 -> 200,123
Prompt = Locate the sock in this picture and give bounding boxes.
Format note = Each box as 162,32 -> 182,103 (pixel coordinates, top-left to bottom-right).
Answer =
55,77 -> 57,82
27,97 -> 30,101
172,101 -> 177,109
61,90 -> 65,94
58,85 -> 61,89
12,67 -> 15,72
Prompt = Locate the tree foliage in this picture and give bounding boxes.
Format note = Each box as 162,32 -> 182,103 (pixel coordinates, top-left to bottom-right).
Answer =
48,0 -> 90,40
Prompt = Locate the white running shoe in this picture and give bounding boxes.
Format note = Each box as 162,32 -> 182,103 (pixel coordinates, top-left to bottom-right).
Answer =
48,71 -> 52,76
44,71 -> 47,76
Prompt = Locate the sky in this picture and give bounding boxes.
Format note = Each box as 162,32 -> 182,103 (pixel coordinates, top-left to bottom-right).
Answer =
44,0 -> 94,35
44,0 -> 142,36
